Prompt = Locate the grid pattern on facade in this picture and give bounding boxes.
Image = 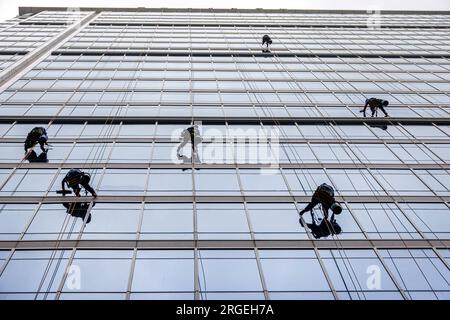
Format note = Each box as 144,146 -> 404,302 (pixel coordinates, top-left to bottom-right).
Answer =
0,8 -> 448,300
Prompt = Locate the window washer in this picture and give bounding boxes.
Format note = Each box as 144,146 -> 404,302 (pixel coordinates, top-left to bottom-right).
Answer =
262,34 -> 272,52
24,127 -> 48,153
177,125 -> 202,165
299,183 -> 343,238
299,183 -> 342,219
62,202 -> 94,224
25,149 -> 48,163
360,98 -> 389,118
59,169 -> 97,197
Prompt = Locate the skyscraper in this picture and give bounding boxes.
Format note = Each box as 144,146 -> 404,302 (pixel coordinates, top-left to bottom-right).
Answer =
0,7 -> 449,300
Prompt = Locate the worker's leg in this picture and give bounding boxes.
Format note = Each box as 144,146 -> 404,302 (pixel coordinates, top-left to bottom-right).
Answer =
378,106 -> 389,117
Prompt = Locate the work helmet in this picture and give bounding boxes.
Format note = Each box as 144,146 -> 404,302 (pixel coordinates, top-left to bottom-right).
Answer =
382,100 -> 389,106
330,202 -> 342,215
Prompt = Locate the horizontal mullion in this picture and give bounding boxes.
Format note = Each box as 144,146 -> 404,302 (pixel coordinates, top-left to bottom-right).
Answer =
0,239 -> 448,250
88,22 -> 450,30
3,138 -> 448,144
0,162 -> 449,170
52,50 -> 450,59
1,117 -> 450,125
9,88 -> 450,95
0,195 -> 447,203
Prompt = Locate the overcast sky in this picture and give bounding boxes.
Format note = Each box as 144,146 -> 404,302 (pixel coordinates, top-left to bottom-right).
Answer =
1,0 -> 450,23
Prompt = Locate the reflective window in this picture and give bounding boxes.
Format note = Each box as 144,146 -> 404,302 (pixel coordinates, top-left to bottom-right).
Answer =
198,250 -> 263,298
0,250 -> 70,299
66,143 -> 112,163
23,204 -> 83,240
399,203 -> 450,239
194,169 -> 240,196
197,203 -> 250,240
372,170 -> 432,196
260,250 -> 331,297
321,249 -> 402,300
349,203 -> 420,239
82,203 -> 141,240
1,169 -> 57,196
131,250 -> 194,299
284,169 -> 332,196
147,169 -> 192,195
380,249 -> 450,299
0,204 -> 36,240
141,203 -> 193,240
247,203 -> 307,240
62,250 -> 132,297
239,169 -> 288,196
99,169 -> 147,195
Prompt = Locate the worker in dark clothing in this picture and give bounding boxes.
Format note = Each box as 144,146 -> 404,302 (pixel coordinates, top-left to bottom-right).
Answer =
24,127 -> 48,153
262,34 -> 272,52
300,212 -> 342,239
177,125 -> 202,165
60,169 -> 97,197
25,149 -> 48,163
299,183 -> 343,238
62,202 -> 94,224
299,183 -> 342,219
360,98 -> 389,117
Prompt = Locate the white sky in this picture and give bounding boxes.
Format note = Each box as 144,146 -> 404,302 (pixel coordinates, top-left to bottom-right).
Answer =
0,0 -> 450,23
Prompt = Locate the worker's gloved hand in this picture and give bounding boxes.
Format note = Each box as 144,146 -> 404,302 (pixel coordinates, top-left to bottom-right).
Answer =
299,210 -> 306,216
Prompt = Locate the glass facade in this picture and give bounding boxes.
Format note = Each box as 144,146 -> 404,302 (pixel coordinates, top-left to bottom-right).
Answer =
0,8 -> 448,300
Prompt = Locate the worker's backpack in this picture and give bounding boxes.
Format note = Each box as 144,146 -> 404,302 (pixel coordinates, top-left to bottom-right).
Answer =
65,169 -> 85,187
28,127 -> 46,140
314,183 -> 335,205
367,98 -> 383,108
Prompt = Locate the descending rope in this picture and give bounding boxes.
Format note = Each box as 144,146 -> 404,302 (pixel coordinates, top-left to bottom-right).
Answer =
34,54 -> 133,299
265,51 -> 366,299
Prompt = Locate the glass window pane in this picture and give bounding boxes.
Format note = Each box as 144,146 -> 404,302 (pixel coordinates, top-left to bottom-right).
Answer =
132,250 -> 194,293
197,203 -> 250,240
194,169 -> 240,196
239,169 -> 288,196
63,250 -> 133,293
247,203 -> 308,240
260,250 -> 331,292
82,203 -> 141,240
0,250 -> 70,296
0,204 -> 36,240
141,203 -> 193,240
147,169 -> 192,195
198,250 -> 263,294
